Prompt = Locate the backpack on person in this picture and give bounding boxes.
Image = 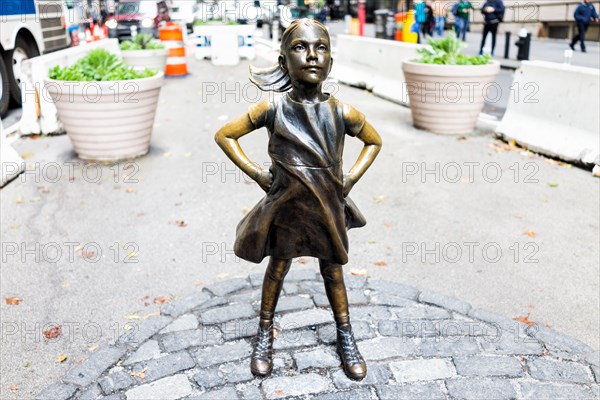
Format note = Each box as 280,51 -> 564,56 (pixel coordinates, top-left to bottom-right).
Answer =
415,1 -> 428,23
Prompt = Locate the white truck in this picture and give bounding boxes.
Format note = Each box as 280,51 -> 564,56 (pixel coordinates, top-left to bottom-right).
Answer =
1,0 -> 70,117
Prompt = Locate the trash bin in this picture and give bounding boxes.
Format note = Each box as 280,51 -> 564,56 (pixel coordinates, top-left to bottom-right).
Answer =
374,9 -> 389,39
515,28 -> 531,61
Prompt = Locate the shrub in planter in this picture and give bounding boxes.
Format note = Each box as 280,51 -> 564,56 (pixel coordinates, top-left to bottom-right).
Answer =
46,49 -> 164,161
402,32 -> 500,134
120,34 -> 168,72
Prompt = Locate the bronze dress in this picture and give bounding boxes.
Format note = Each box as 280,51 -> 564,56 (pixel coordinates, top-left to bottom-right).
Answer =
234,94 -> 367,265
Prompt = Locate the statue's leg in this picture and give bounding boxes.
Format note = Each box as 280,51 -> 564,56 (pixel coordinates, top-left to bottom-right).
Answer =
251,257 -> 291,377
319,260 -> 367,381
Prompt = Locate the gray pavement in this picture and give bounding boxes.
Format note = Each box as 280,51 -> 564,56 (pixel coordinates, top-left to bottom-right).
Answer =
1,41 -> 599,398
37,271 -> 600,399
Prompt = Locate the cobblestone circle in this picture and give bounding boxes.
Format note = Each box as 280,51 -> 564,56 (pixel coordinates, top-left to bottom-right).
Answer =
37,270 -> 600,399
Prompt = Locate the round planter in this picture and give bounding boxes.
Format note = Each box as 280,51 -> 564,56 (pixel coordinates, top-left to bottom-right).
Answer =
44,72 -> 164,161
402,61 -> 501,134
121,48 -> 168,73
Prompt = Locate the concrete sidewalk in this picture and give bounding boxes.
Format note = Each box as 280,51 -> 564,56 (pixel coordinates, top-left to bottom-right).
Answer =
37,272 -> 600,399
1,42 -> 599,398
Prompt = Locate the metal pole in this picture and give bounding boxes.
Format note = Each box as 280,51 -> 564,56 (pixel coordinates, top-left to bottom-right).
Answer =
504,31 -> 511,59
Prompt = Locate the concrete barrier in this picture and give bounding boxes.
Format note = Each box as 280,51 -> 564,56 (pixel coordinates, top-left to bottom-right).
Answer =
330,35 -> 424,105
0,120 -> 24,187
496,60 -> 600,165
19,39 -> 121,136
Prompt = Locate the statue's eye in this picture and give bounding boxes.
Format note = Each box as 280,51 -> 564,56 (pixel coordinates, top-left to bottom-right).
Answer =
318,44 -> 328,51
294,44 -> 305,51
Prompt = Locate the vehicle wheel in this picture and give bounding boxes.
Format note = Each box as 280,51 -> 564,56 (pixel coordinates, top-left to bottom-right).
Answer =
3,36 -> 40,106
0,56 -> 10,118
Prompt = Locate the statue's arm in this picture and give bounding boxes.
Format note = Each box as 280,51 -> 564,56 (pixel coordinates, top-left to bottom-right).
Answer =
344,122 -> 382,197
214,113 -> 272,192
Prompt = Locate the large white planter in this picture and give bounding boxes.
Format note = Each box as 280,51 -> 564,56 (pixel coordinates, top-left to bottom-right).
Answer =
402,61 -> 501,134
44,72 -> 164,161
121,48 -> 168,73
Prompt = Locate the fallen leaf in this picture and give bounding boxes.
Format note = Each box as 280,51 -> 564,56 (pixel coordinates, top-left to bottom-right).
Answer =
153,296 -> 170,304
367,240 -> 376,244
38,186 -> 50,194
130,367 -> 147,380
21,153 -> 34,159
142,311 -> 160,319
15,197 -> 25,204
216,273 -> 230,280
88,344 -> 100,352
592,165 -> 600,177
523,230 -> 536,238
373,261 -> 387,267
114,184 -> 122,190
10,224 -> 20,229
30,197 -> 42,202
24,361 -> 30,368
123,324 -> 133,331
170,220 -> 187,227
56,354 -> 68,363
43,326 -> 62,339
547,183 -> 559,188
297,258 -> 308,264
350,268 -> 367,277
9,385 -> 18,391
125,187 -> 137,193
274,389 -> 285,396
273,326 -> 281,340
457,135 -> 467,141
373,195 -> 385,204
242,207 -> 250,216
5,297 -> 22,305
81,251 -> 96,260
162,151 -> 172,157
514,314 -> 536,327
194,279 -> 202,286
62,282 -> 71,289
383,221 -> 394,228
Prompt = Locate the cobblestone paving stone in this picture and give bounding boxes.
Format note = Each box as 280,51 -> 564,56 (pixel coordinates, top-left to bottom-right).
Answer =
37,270 -> 599,399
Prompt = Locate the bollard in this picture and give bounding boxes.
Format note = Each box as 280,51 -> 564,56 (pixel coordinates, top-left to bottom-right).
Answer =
515,28 -> 531,61
504,31 -> 511,59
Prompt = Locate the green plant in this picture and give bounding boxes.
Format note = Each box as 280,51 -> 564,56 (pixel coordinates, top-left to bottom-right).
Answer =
49,49 -> 156,81
415,31 -> 491,65
120,34 -> 165,50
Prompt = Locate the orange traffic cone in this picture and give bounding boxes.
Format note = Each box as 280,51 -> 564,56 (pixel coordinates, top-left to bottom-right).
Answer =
159,22 -> 188,76
85,27 -> 93,43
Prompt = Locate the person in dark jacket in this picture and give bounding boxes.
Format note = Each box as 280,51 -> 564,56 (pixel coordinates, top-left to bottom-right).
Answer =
570,0 -> 599,52
479,0 -> 505,57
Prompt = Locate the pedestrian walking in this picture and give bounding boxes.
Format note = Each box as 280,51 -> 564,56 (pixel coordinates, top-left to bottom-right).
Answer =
479,0 -> 505,57
570,0 -> 599,53
214,19 -> 382,381
433,0 -> 447,36
416,0 -> 434,42
452,0 -> 472,41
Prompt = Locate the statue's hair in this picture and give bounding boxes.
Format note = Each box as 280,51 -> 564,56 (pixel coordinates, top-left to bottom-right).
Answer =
249,18 -> 330,92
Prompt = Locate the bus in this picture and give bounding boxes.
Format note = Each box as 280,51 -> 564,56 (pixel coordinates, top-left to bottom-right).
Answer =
1,0 -> 70,117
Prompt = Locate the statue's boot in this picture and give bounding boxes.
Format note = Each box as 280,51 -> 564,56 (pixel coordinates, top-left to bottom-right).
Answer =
251,324 -> 274,377
336,324 -> 367,380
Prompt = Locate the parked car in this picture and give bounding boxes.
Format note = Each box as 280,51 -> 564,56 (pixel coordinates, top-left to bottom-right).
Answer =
106,0 -> 171,41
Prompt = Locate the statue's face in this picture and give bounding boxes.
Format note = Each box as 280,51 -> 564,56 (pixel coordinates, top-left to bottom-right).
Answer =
281,25 -> 332,87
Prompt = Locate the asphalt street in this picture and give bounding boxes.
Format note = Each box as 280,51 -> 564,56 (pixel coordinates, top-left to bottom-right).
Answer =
1,42 -> 599,397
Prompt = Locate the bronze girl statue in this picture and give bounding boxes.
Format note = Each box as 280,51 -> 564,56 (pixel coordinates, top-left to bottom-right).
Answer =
215,18 -> 382,381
